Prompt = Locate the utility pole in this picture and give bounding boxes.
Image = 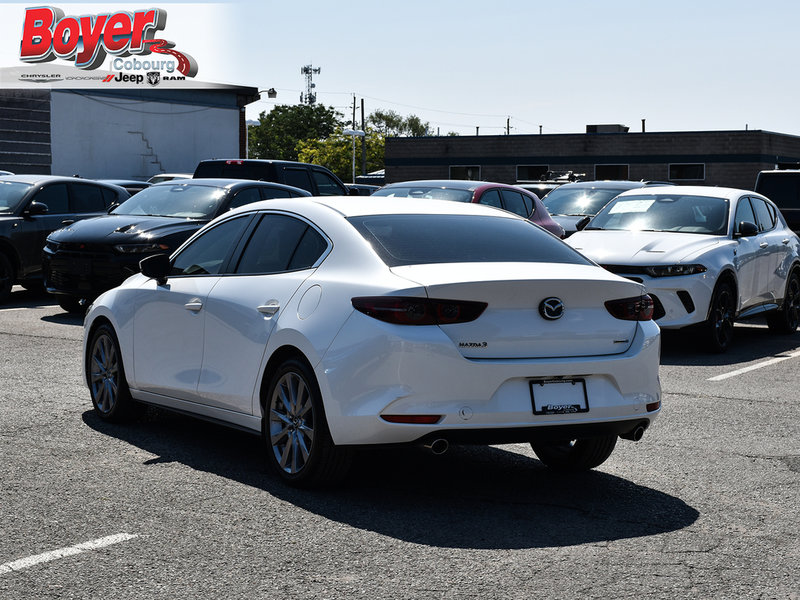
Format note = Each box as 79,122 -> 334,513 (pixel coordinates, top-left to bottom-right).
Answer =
360,98 -> 366,177
506,117 -> 511,135
352,95 -> 356,129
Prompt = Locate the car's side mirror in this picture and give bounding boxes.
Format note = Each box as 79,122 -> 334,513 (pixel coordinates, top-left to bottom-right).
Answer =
736,221 -> 759,237
24,201 -> 48,217
349,187 -> 361,196
140,253 -> 171,286
575,216 -> 591,231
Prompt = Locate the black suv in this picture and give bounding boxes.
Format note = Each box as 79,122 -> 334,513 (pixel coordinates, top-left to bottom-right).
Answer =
0,175 -> 129,303
193,159 -> 353,196
43,179 -> 310,312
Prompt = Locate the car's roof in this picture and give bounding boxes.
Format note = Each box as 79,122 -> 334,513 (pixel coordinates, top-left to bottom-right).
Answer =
231,195 -> 524,219
149,178 -> 311,195
616,185 -> 758,201
0,174 -> 111,185
381,179 -> 535,193
98,179 -> 151,186
552,180 -> 650,191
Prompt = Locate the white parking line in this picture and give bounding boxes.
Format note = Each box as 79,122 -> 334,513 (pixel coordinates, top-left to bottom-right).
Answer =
708,350 -> 800,381
0,533 -> 138,575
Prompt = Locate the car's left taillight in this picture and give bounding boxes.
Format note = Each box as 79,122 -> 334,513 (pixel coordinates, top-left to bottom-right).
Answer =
604,294 -> 654,321
351,296 -> 487,325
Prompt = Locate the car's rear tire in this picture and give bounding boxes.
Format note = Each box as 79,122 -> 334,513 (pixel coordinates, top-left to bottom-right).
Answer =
86,323 -> 141,422
531,435 -> 618,471
58,296 -> 85,314
263,358 -> 352,487
705,281 -> 735,353
767,270 -> 800,334
0,253 -> 13,303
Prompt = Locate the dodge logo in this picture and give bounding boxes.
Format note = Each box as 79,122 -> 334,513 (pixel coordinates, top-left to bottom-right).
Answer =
539,297 -> 564,320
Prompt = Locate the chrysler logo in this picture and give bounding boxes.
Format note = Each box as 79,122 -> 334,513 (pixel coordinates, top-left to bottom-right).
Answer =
539,297 -> 565,320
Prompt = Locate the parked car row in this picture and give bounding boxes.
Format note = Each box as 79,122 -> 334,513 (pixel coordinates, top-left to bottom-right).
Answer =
4,159 -> 799,489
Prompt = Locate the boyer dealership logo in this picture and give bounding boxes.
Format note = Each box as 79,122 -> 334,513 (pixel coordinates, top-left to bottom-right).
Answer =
19,6 -> 198,78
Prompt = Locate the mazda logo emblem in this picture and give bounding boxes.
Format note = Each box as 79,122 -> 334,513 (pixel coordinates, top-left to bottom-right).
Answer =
539,297 -> 564,320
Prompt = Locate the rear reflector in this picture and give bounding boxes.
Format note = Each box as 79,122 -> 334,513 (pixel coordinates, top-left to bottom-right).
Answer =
352,296 -> 487,325
381,415 -> 442,424
605,294 -> 654,321
646,401 -> 661,412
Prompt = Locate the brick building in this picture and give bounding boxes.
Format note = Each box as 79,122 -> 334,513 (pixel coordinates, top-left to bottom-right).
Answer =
384,126 -> 800,190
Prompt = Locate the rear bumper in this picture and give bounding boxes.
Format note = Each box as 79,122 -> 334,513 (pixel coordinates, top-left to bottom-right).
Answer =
317,312 -> 661,446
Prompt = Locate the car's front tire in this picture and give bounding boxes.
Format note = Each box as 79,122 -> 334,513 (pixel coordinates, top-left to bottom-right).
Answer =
705,281 -> 735,353
86,323 -> 141,422
530,435 -> 618,471
263,358 -> 352,487
58,296 -> 85,314
767,270 -> 800,334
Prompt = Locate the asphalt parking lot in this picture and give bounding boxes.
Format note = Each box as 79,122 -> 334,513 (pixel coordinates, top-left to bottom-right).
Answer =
0,285 -> 797,600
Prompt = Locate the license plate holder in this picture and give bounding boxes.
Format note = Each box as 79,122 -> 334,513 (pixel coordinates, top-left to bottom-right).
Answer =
530,378 -> 589,415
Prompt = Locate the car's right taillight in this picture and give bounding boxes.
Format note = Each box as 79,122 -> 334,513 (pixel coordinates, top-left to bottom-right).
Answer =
352,296 -> 487,325
605,294 -> 654,321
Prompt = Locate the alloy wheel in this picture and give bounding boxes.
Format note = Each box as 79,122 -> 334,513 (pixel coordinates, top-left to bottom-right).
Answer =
89,332 -> 120,414
269,371 -> 315,475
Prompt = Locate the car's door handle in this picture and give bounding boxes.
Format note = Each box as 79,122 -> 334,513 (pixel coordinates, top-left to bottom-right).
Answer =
783,238 -> 791,245
257,300 -> 280,316
61,219 -> 74,226
759,242 -> 769,248
185,299 -> 203,312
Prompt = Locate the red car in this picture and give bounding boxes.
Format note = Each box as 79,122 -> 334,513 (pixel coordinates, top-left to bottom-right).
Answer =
372,179 -> 565,237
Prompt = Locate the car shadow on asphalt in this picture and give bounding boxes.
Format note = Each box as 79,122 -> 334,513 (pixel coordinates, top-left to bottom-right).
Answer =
660,320 -> 800,367
2,286 -> 55,309
82,408 -> 699,550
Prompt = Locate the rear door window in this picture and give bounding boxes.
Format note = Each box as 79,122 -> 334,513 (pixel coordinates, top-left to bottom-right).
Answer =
235,214 -> 325,274
500,189 -> 530,217
259,186 -> 292,199
282,168 -> 314,193
70,183 -> 106,213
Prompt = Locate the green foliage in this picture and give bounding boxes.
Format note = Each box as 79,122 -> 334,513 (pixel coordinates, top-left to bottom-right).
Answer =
368,109 -> 431,137
248,104 -> 344,161
297,129 -> 385,183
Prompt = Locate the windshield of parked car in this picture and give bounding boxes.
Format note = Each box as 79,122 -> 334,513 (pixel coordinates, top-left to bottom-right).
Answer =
348,214 -> 591,267
587,194 -> 729,235
543,187 -> 630,216
111,184 -> 227,219
0,181 -> 32,214
372,186 -> 474,203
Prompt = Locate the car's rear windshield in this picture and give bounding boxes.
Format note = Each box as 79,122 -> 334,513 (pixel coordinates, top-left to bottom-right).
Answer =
588,194 -> 729,234
543,187 -> 630,216
111,184 -> 226,219
0,181 -> 32,213
372,186 -> 474,203
756,174 -> 800,209
347,214 -> 591,267
193,160 -> 274,180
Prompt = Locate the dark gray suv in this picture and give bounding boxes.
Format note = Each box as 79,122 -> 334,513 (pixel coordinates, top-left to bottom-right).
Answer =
0,175 -> 128,303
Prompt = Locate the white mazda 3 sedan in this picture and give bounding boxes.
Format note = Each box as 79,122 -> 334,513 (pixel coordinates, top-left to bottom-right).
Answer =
83,197 -> 661,486
567,186 -> 800,352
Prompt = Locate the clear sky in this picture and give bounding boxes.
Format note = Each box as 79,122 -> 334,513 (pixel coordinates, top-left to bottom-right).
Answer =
2,0 -> 799,136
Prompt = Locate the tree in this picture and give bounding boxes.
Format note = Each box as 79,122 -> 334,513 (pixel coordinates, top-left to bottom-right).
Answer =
297,128 -> 385,183
248,104 -> 343,161
367,110 -> 431,137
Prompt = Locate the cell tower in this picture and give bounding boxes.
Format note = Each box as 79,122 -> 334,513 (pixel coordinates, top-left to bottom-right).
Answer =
300,64 -> 321,105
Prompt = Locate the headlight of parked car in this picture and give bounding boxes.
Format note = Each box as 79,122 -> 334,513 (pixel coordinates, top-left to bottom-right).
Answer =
645,264 -> 707,277
113,243 -> 170,254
